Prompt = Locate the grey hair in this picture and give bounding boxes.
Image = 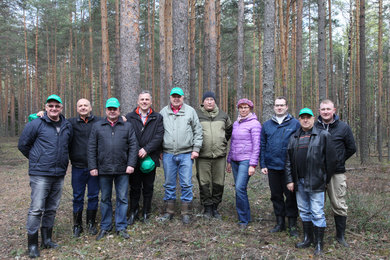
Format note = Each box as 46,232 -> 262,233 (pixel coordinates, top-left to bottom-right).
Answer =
139,90 -> 153,100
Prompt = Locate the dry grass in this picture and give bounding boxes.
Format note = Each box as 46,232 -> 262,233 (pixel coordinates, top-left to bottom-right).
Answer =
0,137 -> 389,259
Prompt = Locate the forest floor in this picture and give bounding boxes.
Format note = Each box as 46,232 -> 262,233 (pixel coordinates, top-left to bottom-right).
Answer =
0,137 -> 389,260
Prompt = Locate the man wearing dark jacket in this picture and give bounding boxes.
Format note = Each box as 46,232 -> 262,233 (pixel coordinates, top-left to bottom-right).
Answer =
18,94 -> 73,258
88,98 -> 138,240
260,97 -> 300,236
125,91 -> 164,224
196,91 -> 232,219
316,99 -> 356,247
285,108 -> 336,256
68,99 -> 102,237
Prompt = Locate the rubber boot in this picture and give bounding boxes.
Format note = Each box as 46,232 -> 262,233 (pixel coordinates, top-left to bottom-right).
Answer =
288,217 -> 299,237
181,201 -> 192,224
313,226 -> 325,256
159,200 -> 175,222
73,211 -> 83,238
128,207 -> 139,226
295,221 -> 313,248
86,210 -> 98,235
27,232 -> 40,258
142,197 -> 152,222
203,205 -> 213,219
335,215 -> 349,247
212,204 -> 222,220
41,227 -> 59,249
269,216 -> 286,233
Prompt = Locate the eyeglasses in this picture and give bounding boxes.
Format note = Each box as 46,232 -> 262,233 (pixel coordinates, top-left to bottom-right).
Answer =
46,104 -> 62,109
238,106 -> 250,110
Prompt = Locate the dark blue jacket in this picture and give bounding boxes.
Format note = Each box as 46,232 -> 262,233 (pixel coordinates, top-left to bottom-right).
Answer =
315,115 -> 356,173
18,114 -> 73,176
68,114 -> 103,168
260,114 -> 300,171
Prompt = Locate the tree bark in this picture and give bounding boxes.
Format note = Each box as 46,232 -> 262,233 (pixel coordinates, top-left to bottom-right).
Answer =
88,0 -> 94,105
101,0 -> 111,101
317,0 -> 327,101
377,0 -> 383,161
120,0 -> 140,113
189,0 -> 197,107
236,0 -> 244,99
262,0 -> 275,122
115,0 -> 120,97
359,0 -> 368,164
295,0 -> 303,116
172,0 -> 189,97
159,0 -> 166,109
23,9 -> 30,116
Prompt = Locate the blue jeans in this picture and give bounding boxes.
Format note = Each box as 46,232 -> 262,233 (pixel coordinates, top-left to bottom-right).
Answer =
296,178 -> 326,227
99,174 -> 129,231
27,175 -> 65,234
72,166 -> 99,212
231,160 -> 251,225
162,152 -> 193,202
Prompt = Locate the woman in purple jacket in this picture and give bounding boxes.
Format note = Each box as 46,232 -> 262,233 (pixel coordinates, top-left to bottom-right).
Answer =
226,98 -> 261,228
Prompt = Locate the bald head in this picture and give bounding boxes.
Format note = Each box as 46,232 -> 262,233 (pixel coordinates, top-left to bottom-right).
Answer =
77,98 -> 92,118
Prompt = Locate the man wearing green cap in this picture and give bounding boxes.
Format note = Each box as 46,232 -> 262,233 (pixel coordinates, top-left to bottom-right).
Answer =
285,108 -> 337,256
125,91 -> 164,225
88,97 -> 139,240
159,87 -> 203,224
18,94 -> 73,258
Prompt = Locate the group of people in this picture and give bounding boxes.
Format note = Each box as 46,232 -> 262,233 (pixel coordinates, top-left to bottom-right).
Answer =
18,88 -> 356,258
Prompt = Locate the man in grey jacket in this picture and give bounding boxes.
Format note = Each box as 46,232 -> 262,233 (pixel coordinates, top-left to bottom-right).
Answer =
159,87 -> 203,224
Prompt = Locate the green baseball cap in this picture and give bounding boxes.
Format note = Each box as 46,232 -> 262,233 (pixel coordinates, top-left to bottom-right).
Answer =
105,97 -> 120,108
46,94 -> 62,104
140,155 -> 155,173
170,87 -> 184,96
299,108 -> 314,117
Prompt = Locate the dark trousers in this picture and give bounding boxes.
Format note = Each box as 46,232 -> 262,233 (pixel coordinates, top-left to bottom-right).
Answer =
129,167 -> 156,211
268,169 -> 298,217
72,166 -> 99,212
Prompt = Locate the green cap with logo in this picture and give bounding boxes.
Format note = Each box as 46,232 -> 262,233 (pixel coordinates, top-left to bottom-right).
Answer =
170,87 -> 184,96
105,97 -> 120,108
299,108 -> 314,117
46,94 -> 62,104
140,155 -> 156,173
28,113 -> 39,122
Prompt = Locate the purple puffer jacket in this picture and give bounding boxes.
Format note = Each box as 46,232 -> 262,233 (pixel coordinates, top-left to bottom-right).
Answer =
227,113 -> 261,166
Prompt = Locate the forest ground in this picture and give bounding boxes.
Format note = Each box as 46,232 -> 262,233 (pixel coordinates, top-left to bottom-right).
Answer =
0,137 -> 389,260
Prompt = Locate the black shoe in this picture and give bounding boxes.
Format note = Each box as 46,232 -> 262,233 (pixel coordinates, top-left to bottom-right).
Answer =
203,205 -> 213,219
117,230 -> 130,239
269,216 -> 286,233
27,232 -> 40,258
41,227 -> 59,249
296,221 -> 313,248
212,204 -> 222,220
127,208 -> 139,226
142,197 -> 152,223
313,226 -> 325,256
288,217 -> 299,237
86,210 -> 98,235
96,230 -> 109,241
335,215 -> 349,247
73,211 -> 83,238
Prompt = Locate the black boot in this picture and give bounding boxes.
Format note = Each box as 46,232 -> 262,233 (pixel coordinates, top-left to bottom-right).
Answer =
269,216 -> 286,233
203,205 -> 213,219
86,210 -> 98,235
313,226 -> 325,255
296,221 -> 313,248
288,217 -> 299,237
212,204 -> 222,220
142,197 -> 152,222
41,227 -> 59,249
73,211 -> 83,238
27,232 -> 40,258
128,207 -> 139,226
335,215 -> 349,247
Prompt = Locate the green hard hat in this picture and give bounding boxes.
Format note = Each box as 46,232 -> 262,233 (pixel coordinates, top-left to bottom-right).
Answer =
140,155 -> 155,173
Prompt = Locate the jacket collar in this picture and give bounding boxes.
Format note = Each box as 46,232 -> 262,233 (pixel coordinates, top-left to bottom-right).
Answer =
76,113 -> 95,122
200,104 -> 219,117
317,114 -> 339,128
271,113 -> 293,124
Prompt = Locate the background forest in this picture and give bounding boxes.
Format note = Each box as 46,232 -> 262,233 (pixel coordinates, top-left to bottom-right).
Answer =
0,0 -> 389,164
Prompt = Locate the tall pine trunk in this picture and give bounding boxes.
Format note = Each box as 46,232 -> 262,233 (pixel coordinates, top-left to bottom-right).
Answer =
101,0 -> 111,101
236,0 -> 244,99
318,0 -> 327,101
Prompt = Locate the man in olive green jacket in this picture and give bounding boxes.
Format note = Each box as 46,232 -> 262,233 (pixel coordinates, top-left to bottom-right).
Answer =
159,87 -> 203,224
196,91 -> 232,219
